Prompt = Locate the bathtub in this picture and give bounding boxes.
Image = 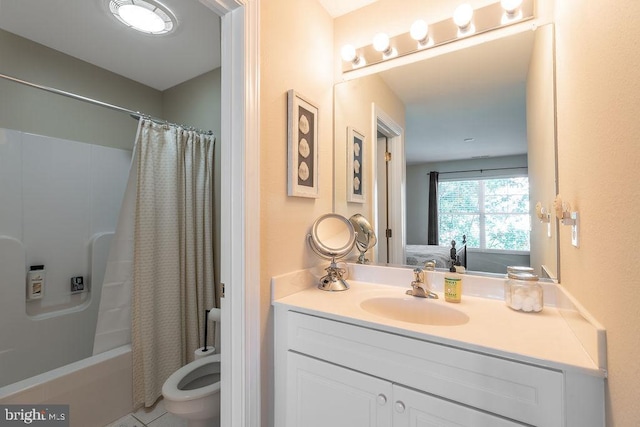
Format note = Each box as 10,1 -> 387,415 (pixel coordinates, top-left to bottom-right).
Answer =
0,345 -> 133,427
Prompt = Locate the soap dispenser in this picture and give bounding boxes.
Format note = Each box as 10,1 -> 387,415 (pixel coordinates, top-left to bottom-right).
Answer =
444,263 -> 462,303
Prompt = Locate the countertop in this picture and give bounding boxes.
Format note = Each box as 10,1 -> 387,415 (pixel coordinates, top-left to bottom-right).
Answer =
272,268 -> 606,377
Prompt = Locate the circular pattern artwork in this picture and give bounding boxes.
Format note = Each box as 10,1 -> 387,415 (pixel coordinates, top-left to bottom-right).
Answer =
299,115 -> 310,135
298,161 -> 310,181
299,138 -> 310,158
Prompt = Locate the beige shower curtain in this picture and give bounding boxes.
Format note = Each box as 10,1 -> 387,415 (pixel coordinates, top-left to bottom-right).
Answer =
132,119 -> 216,408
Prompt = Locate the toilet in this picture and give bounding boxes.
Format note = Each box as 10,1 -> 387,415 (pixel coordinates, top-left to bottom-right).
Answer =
162,308 -> 222,427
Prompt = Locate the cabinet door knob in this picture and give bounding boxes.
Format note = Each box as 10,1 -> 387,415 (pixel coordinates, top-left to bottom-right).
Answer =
377,394 -> 387,405
394,401 -> 405,413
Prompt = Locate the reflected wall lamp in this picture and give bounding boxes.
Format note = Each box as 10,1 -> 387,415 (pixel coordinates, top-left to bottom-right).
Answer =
340,0 -> 534,72
554,194 -> 580,247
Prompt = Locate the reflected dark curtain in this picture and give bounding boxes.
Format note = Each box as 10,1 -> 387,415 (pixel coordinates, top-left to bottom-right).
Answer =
427,171 -> 439,245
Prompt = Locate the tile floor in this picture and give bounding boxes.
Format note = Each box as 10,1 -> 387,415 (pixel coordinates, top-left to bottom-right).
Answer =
104,399 -> 187,427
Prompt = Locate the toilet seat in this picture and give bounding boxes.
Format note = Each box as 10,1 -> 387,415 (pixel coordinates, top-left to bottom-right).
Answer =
162,354 -> 221,402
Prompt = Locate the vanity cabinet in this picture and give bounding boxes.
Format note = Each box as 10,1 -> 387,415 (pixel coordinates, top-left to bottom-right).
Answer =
274,308 -> 604,427
287,351 -> 522,427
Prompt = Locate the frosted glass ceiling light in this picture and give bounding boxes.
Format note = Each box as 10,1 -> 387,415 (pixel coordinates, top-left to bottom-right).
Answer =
410,20 -> 431,48
373,33 -> 397,59
453,3 -> 475,36
109,0 -> 176,35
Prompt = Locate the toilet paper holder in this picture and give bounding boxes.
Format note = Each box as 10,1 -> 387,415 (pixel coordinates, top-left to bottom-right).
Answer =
201,307 -> 222,356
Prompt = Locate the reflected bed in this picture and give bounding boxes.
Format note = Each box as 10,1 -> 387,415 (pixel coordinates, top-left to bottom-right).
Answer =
405,237 -> 467,269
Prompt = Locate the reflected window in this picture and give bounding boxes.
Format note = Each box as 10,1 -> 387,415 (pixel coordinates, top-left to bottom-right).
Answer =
438,177 -> 530,251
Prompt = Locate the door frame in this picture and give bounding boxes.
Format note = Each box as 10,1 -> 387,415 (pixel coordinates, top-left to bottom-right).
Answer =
199,1 -> 261,426
372,104 -> 405,265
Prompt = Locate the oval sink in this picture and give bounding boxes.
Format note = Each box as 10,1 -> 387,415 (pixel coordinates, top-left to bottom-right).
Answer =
360,297 -> 469,326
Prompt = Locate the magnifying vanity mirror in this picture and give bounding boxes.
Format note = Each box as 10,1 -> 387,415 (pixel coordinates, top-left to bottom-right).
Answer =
307,213 -> 356,291
334,23 -> 559,280
349,214 -> 377,264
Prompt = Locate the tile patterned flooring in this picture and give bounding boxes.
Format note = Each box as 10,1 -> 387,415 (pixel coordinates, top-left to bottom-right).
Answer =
104,399 -> 187,427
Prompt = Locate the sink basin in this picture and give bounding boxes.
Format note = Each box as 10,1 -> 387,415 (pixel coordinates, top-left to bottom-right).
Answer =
360,297 -> 469,326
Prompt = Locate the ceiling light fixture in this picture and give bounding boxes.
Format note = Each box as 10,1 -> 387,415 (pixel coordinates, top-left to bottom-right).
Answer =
501,0 -> 524,14
500,0 -> 524,23
410,20 -> 432,48
341,44 -> 366,68
453,3 -> 475,36
372,33 -> 397,59
109,0 -> 176,35
339,0 -> 534,73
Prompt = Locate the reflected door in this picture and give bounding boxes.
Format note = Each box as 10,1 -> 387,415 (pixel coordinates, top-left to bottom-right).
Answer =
376,133 -> 390,263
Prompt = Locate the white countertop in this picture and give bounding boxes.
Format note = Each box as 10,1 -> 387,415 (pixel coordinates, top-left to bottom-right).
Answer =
272,265 -> 606,377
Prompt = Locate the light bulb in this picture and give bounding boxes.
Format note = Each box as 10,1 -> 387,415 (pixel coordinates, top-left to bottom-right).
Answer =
453,3 -> 474,29
410,20 -> 429,43
341,44 -> 357,62
501,0 -> 523,14
372,33 -> 390,53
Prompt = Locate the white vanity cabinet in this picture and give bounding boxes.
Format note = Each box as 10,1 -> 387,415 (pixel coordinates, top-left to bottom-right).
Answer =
274,307 -> 604,427
287,351 -> 523,427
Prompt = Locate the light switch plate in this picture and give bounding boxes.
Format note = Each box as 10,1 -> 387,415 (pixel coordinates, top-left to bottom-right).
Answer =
570,212 -> 579,247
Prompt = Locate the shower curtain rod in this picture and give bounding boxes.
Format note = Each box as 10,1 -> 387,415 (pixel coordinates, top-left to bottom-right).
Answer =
0,71 -> 214,135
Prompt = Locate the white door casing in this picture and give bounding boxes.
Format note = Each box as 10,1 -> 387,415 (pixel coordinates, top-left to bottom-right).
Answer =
197,1 -> 261,426
372,105 -> 405,266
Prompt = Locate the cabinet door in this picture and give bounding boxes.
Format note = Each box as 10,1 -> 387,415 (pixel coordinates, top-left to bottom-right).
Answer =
286,351 -> 392,427
392,384 -> 525,427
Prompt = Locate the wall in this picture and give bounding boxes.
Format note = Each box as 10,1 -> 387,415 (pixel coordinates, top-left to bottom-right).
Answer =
0,29 -> 161,150
554,1 -> 640,424
259,0 -> 334,424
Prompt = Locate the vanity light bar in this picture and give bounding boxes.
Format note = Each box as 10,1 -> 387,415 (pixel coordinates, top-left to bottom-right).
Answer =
341,0 -> 534,73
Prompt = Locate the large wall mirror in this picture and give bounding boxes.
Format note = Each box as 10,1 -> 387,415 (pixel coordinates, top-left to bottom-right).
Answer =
334,24 -> 559,280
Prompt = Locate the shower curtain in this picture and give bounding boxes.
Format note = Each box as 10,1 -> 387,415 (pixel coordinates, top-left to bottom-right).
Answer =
131,119 -> 216,408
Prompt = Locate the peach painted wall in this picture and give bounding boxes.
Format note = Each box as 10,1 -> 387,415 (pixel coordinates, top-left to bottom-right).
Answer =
259,0 -> 335,425
554,1 -> 640,424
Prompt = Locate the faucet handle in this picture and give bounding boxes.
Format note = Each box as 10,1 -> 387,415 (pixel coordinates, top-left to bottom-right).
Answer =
413,267 -> 425,283
424,260 -> 436,271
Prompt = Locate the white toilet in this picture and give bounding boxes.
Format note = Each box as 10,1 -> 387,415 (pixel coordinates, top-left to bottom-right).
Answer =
162,308 -> 222,427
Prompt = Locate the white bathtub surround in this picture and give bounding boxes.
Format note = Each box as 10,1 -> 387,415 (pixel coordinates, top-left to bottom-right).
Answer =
93,151 -> 138,355
132,120 -> 217,408
0,128 -> 131,388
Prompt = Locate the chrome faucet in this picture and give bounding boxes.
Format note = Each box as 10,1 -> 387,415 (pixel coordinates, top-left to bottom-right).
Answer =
406,267 -> 438,299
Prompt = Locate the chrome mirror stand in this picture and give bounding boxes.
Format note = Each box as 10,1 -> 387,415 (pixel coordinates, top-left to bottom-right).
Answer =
318,259 -> 349,291
306,214 -> 356,292
349,214 -> 377,265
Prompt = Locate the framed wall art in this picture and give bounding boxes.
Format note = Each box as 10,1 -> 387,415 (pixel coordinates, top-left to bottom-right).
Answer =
287,90 -> 319,198
347,127 -> 365,203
